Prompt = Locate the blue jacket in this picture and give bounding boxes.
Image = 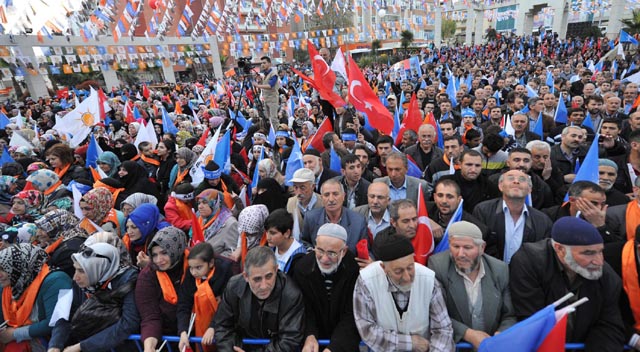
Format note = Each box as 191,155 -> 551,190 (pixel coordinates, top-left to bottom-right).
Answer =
300,207 -> 367,253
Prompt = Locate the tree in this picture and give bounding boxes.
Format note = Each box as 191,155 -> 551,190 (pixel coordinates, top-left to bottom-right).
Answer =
371,39 -> 382,64
308,6 -> 353,30
621,9 -> 640,35
442,19 -> 457,39
400,30 -> 414,58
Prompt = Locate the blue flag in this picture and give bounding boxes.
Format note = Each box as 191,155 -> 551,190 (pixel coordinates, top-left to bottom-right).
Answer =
526,85 -> 538,98
583,112 -> 594,130
85,134 -> 100,169
0,146 -> 14,165
161,108 -> 179,135
392,108 -> 401,140
213,130 -> 231,174
572,134 -> 600,184
546,71 -> 554,88
436,121 -> 444,149
434,199 -> 464,253
133,106 -> 141,120
554,97 -> 568,124
479,304 -> 556,352
251,147 -> 264,188
533,112 -> 544,140
620,29 -> 639,45
330,146 -> 341,172
446,77 -> 457,107
493,90 -> 501,106
407,157 -> 422,178
268,123 -> 276,146
284,135 -> 304,186
362,112 -> 376,132
0,112 -> 10,130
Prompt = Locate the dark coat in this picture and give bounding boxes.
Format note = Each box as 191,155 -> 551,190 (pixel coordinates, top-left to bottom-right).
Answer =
405,144 -> 444,171
510,239 -> 626,352
334,175 -> 370,209
488,170 -> 554,209
48,237 -> 85,278
542,203 -> 622,243
472,198 -> 553,260
301,207 -> 367,254
213,271 -> 305,352
288,250 -> 361,352
440,171 -> 501,214
316,168 -> 341,193
426,201 -> 489,247
549,144 -> 587,180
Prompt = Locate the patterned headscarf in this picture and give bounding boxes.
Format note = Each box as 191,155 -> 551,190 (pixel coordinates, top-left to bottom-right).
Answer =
258,159 -> 278,179
176,147 -> 196,171
83,232 -> 132,273
26,170 -> 59,193
197,189 -> 233,240
237,205 -> 269,234
0,176 -> 17,193
96,151 -> 122,178
12,190 -> 43,209
176,131 -> 192,147
80,187 -> 113,223
35,209 -> 87,241
121,193 -> 158,210
26,162 -> 48,174
0,244 -> 48,300
148,226 -> 187,271
71,243 -> 120,290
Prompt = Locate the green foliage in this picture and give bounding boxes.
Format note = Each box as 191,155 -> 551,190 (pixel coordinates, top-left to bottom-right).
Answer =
309,7 -> 354,30
400,30 -> 414,57
293,49 -> 309,64
442,19 -> 457,39
356,56 -> 375,68
621,9 -> 640,35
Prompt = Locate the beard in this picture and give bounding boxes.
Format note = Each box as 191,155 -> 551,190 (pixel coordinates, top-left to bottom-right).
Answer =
453,254 -> 481,275
564,249 -> 603,280
316,256 -> 342,275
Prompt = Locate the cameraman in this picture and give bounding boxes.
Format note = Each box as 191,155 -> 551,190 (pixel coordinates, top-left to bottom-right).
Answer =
254,56 -> 281,128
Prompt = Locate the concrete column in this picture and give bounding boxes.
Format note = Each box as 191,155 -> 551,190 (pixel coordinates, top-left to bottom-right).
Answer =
551,0 -> 568,39
607,0 -> 626,39
515,5 -> 527,36
434,7 -> 443,47
465,9 -> 475,45
474,8 -> 485,45
102,69 -> 120,91
16,45 -> 48,98
208,37 -> 224,79
161,64 -> 177,84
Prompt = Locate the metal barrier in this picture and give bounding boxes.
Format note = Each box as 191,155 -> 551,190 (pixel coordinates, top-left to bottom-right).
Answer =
124,335 -> 595,351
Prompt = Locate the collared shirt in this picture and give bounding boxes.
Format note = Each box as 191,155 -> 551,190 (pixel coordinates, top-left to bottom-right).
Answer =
561,147 -> 579,163
297,193 -> 318,215
503,201 -> 528,263
368,209 -> 391,238
454,259 -> 486,311
343,179 -> 360,210
353,277 -> 454,352
389,178 -> 408,202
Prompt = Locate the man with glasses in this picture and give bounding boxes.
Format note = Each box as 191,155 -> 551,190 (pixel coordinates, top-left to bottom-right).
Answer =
289,223 -> 361,352
254,56 -> 281,128
472,170 -> 553,263
354,182 -> 392,239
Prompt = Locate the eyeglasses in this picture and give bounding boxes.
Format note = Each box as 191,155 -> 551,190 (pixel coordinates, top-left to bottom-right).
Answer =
81,247 -> 112,264
504,175 -> 530,183
315,246 -> 345,259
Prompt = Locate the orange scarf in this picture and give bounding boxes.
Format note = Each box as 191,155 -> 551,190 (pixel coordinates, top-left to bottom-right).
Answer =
140,154 -> 160,166
194,267 -> 218,339
175,200 -> 193,219
220,180 -> 234,210
199,210 -> 221,231
94,180 -> 124,207
622,240 -> 640,330
156,250 -> 190,305
122,234 -> 131,250
44,237 -> 63,255
626,201 -> 640,241
54,164 -> 71,180
174,168 -> 190,187
443,154 -> 460,170
240,232 -> 268,269
130,154 -> 140,161
2,265 -> 50,327
44,181 -> 62,196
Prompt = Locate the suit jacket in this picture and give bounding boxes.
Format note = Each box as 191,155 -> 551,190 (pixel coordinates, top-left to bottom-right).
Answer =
428,252 -> 516,342
405,145 -> 444,171
301,207 -> 367,253
373,175 -> 430,203
286,194 -> 324,237
316,168 -> 341,193
472,198 -> 553,261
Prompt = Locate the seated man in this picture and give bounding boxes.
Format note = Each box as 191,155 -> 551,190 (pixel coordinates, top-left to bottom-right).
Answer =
214,246 -> 305,351
289,223 -> 361,352
353,234 -> 455,352
428,221 -> 516,349
510,217 -> 625,351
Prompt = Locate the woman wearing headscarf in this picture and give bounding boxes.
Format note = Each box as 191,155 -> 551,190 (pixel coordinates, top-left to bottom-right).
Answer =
6,190 -> 44,225
196,189 -> 239,258
0,176 -> 18,223
0,244 -> 72,351
229,204 -> 269,269
252,178 -> 288,213
175,130 -> 192,148
26,169 -> 73,213
169,147 -> 196,190
47,243 -> 139,352
78,187 -> 124,236
123,203 -> 169,269
127,122 -> 141,143
117,160 -> 160,199
108,121 -> 127,141
120,193 -> 158,218
257,158 -> 286,186
93,177 -> 127,210
34,209 -> 89,278
44,143 -> 89,185
155,139 -> 176,209
118,143 -> 139,162
96,151 -> 121,178
300,121 -> 317,151
135,227 -> 189,352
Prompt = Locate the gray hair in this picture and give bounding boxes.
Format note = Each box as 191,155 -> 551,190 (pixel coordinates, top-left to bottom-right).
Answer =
526,140 -> 550,153
244,246 -> 277,275
386,152 -> 408,169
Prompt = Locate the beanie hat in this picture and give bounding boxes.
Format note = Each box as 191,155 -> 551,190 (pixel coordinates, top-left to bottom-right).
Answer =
448,221 -> 483,240
551,217 -> 603,246
374,234 -> 415,262
598,158 -> 618,171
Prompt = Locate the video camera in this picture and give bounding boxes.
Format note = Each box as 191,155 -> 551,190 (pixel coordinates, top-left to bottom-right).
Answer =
237,56 -> 256,74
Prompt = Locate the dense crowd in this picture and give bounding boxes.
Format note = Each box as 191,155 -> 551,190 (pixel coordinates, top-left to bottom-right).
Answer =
0,31 -> 639,352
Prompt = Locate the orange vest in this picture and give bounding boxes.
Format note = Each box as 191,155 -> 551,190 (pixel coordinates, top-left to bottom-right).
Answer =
2,265 -> 50,327
625,201 -> 640,241
622,240 -> 640,331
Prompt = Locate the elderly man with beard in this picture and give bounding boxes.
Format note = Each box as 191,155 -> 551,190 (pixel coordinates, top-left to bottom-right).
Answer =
509,217 -> 626,351
289,223 -> 361,352
353,234 -> 455,352
428,221 -> 516,349
598,159 -> 630,206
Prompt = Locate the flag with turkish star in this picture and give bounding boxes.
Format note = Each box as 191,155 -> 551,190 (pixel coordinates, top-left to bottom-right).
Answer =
347,56 -> 393,135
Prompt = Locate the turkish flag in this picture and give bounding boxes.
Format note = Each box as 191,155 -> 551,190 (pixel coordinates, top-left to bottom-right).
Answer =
537,313 -> 567,352
305,118 -> 332,153
97,88 -> 109,121
413,184 -> 434,265
347,56 -> 394,135
307,41 -> 346,108
190,211 -> 204,247
291,67 -> 320,91
142,84 -> 150,99
395,93 -> 423,145
125,101 -> 136,124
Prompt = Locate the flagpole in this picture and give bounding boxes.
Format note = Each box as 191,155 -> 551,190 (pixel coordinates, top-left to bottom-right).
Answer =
552,292 -> 574,307
565,297 -> 589,310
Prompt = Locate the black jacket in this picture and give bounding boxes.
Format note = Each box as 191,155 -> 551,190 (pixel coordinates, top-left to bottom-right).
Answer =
440,171 -> 501,214
542,203 -> 621,243
288,251 -> 360,352
335,175 -> 370,209
213,271 -> 305,352
316,168 -> 341,193
510,239 -> 626,352
472,198 -> 553,260
489,170 -> 554,209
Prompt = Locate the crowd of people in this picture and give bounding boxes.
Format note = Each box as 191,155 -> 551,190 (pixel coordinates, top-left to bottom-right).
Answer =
0,31 -> 638,351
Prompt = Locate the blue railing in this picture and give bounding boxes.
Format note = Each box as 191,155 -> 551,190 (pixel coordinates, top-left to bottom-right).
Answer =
124,335 -> 595,351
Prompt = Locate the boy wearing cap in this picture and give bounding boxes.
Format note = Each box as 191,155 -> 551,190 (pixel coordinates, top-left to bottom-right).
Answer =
510,217 -> 625,351
427,221 -> 515,349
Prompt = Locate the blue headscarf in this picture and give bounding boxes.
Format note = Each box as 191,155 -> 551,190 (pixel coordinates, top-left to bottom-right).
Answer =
127,204 -> 165,246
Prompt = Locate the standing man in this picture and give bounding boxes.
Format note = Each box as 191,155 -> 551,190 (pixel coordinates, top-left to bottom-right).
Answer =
354,182 -> 392,239
373,152 -> 429,203
405,124 -> 443,171
353,234 -> 455,351
255,56 -> 281,129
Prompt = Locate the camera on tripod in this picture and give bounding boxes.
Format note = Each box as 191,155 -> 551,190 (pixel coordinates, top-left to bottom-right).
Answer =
237,57 -> 256,75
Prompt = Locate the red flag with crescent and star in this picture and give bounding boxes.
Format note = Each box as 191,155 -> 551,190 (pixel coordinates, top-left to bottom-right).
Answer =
347,56 -> 393,135
307,40 -> 346,108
